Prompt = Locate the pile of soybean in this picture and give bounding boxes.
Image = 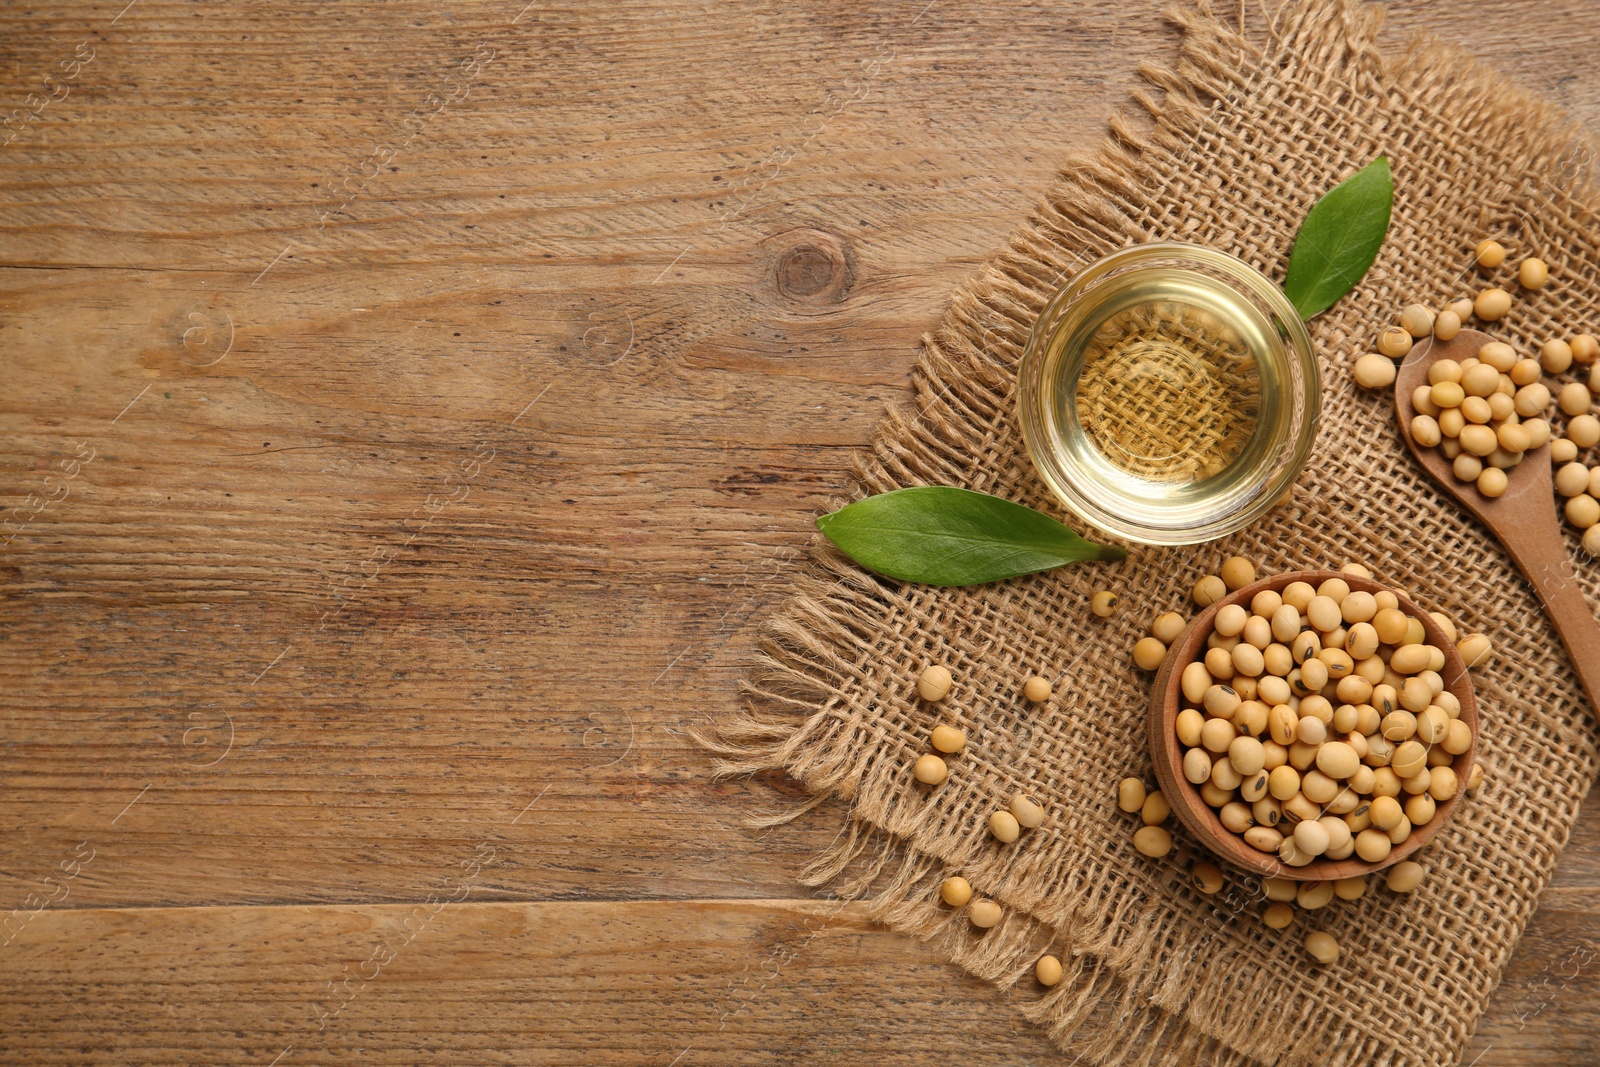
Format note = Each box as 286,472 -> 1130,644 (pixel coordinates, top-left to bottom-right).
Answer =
1123,558 -> 1488,966
1351,241 -> 1600,554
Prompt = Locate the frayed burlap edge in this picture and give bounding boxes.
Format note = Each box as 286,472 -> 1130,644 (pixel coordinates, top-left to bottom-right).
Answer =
699,3 -> 1600,1066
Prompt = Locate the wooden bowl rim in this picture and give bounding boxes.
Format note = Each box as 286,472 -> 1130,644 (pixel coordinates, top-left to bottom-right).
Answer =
1146,569 -> 1479,882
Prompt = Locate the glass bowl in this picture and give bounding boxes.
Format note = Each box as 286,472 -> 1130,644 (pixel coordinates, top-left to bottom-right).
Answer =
1017,242 -> 1319,545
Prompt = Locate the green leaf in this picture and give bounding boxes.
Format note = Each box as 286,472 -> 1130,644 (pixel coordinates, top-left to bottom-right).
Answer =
815,486 -> 1126,587
1283,156 -> 1394,320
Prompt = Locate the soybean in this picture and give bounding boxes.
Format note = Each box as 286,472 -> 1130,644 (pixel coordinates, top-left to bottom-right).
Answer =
1543,338 -> 1575,373
1315,741 -> 1360,779
1240,771 -> 1269,803
1191,861 -> 1224,895
918,665 -> 953,701
940,876 -> 973,906
1204,647 -> 1236,680
1035,954 -> 1063,986
1220,556 -> 1257,590
1392,741 -> 1428,779
1133,637 -> 1168,671
1430,381 -> 1466,409
968,898 -> 1003,928
1341,592 -> 1378,625
1272,604 -> 1302,643
989,810 -> 1021,843
1514,381 -> 1551,418
1193,574 -> 1227,607
1401,304 -> 1434,337
1333,876 -> 1368,901
1259,876 -> 1296,902
1306,595 -> 1341,632
1462,362 -> 1500,397
1511,358 -> 1544,387
1282,581 -> 1316,611
1152,611 -> 1187,644
1296,880 -> 1334,909
1297,716 -> 1328,745
1293,820 -> 1330,857
1268,704 -> 1298,746
1200,717 -> 1236,754
1434,309 -> 1462,341
914,754 -> 948,785
1458,633 -> 1493,668
1354,353 -> 1397,389
1560,381 -> 1592,417
1133,825 -> 1172,858
1378,326 -> 1413,359
1011,795 -> 1046,828
1229,736 -> 1266,775
1452,454 -> 1484,483
1268,765 -> 1300,801
1405,792 -> 1436,825
1305,930 -> 1340,965
1558,463 -> 1592,497
1385,860 -> 1425,892
1251,589 -> 1284,618
1519,257 -> 1549,289
1176,708 -> 1205,747
1475,288 -> 1512,321
1568,494 -> 1600,529
1232,643 -> 1265,677
1245,825 -> 1284,852
1023,675 -> 1053,702
1215,603 -> 1249,638
1354,828 -> 1392,862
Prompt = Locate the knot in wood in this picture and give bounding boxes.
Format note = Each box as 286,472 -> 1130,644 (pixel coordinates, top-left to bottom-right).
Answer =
765,228 -> 853,305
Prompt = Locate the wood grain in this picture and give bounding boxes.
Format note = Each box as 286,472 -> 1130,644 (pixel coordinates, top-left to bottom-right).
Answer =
2,1 -> 1599,1064
2,899 -> 1068,1066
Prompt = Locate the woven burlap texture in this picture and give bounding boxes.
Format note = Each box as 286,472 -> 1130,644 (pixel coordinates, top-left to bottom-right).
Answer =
702,2 -> 1600,1065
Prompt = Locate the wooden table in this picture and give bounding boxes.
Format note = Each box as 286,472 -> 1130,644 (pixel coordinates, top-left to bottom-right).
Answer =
3,2 -> 1597,1063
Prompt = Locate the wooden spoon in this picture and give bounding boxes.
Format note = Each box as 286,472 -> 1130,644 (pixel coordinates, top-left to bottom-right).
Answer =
1395,327 -> 1600,710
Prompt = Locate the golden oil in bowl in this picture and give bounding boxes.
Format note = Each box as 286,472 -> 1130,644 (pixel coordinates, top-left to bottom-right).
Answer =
1018,243 -> 1319,545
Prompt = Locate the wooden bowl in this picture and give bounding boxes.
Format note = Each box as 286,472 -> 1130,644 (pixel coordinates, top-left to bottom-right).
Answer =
1147,569 -> 1479,881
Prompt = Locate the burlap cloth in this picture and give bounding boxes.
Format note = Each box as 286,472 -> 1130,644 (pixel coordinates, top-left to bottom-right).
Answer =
701,3 -> 1600,1064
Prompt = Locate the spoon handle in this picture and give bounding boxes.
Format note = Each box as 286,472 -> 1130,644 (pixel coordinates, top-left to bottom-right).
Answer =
1498,514 -> 1600,712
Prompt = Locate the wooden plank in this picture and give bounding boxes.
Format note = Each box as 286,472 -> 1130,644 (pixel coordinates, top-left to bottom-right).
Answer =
0,899 -> 1061,1065
1,895 -> 1596,1065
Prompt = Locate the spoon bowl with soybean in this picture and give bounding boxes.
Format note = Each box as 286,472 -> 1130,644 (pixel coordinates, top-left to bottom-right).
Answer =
1394,327 -> 1600,712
